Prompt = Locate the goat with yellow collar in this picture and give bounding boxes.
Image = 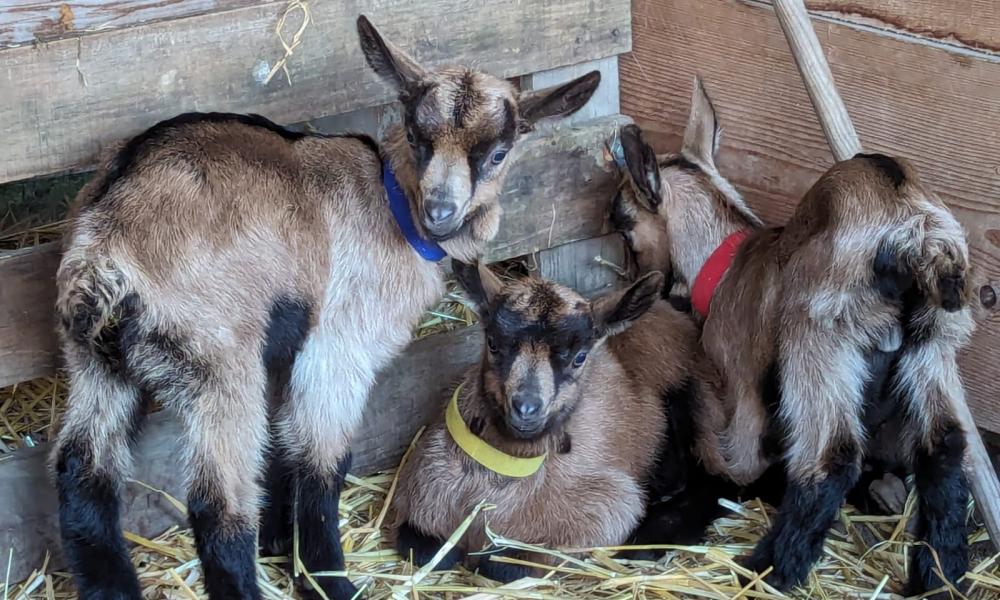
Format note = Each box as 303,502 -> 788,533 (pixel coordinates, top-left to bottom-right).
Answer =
389,260 -> 737,582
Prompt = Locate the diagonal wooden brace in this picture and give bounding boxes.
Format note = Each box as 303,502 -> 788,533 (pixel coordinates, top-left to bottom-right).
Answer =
772,0 -> 1000,551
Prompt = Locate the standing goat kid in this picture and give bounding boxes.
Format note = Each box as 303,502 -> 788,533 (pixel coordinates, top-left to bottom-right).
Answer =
391,262 -> 739,582
52,15 -> 599,600
612,80 -> 976,596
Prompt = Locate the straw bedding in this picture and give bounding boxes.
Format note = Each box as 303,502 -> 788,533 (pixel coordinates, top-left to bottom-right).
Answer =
3,225 -> 999,599
5,438 -> 1000,599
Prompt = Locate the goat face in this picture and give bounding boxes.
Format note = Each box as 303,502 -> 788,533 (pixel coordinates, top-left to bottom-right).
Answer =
357,16 -> 601,250
454,260 -> 664,439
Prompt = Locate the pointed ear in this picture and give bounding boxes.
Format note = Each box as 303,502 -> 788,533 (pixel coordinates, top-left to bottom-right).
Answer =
681,76 -> 721,167
452,259 -> 504,313
357,15 -> 428,93
592,271 -> 665,336
620,124 -> 662,208
518,70 -> 601,131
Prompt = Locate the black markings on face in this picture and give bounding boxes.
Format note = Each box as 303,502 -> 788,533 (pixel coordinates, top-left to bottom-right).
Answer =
467,100 -> 518,193
482,286 -> 595,392
404,85 -> 435,173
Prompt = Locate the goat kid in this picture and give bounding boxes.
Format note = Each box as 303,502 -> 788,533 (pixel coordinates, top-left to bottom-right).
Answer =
390,261 -> 740,582
52,15 -> 599,600
612,79 -> 976,597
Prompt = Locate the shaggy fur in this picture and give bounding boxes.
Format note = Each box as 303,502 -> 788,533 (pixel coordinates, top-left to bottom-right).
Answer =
612,78 -> 975,595
51,16 -> 599,600
390,262 -> 730,581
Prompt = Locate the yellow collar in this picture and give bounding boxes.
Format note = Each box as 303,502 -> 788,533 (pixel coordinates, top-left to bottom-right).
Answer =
445,384 -> 547,478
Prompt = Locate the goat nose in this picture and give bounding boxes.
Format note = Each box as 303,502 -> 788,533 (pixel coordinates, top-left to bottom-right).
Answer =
424,201 -> 456,225
513,400 -> 541,418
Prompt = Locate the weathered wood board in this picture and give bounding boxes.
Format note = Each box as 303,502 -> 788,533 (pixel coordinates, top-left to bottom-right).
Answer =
0,245 -> 61,387
0,114 -> 628,389
0,0 -> 254,47
0,0 -> 631,183
537,234 -> 629,298
621,0 -> 1000,432
781,1 -> 1000,55
0,324 -> 480,583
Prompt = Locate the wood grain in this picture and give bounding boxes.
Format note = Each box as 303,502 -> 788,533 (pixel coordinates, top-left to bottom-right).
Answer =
794,1 -> 1000,55
0,0 -> 253,47
772,0 -> 861,161
0,245 -> 61,387
0,115 -> 627,388
0,0 -> 630,184
620,0 -> 1000,432
537,234 -> 629,298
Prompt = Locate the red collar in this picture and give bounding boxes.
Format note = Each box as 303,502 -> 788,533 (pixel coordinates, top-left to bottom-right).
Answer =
690,230 -> 751,317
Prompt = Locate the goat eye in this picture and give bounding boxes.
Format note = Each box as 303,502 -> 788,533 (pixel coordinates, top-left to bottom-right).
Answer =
572,351 -> 588,368
490,149 -> 508,165
406,129 -> 416,146
487,337 -> 499,354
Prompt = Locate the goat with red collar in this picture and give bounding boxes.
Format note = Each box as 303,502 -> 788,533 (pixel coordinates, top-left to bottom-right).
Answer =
612,78 -> 977,597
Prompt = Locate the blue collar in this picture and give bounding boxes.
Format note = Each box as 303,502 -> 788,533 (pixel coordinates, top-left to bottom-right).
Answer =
383,161 -> 447,262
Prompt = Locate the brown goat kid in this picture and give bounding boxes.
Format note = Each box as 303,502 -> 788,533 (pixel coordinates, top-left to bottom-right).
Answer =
612,80 -> 976,596
390,261 -> 740,582
52,16 -> 599,600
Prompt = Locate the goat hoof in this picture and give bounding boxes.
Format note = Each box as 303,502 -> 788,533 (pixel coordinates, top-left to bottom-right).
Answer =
738,552 -> 799,591
299,577 -> 359,600
869,473 -> 907,515
396,522 -> 462,569
618,547 -> 660,561
478,557 -> 531,583
258,524 -> 291,557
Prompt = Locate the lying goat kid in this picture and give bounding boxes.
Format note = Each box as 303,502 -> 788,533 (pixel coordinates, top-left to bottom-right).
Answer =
612,79 -> 976,596
52,16 -> 599,600
391,261 -> 737,582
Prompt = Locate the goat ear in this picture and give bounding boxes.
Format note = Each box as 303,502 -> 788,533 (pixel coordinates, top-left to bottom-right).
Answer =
620,124 -> 662,208
518,71 -> 601,131
453,259 -> 503,312
357,15 -> 428,92
593,271 -> 665,336
681,76 -> 721,167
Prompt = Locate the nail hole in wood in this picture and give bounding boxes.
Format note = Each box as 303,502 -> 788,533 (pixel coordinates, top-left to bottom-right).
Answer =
981,284 -> 997,309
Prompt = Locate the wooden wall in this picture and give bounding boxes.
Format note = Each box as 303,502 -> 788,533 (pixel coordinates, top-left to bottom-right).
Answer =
619,0 -> 1000,433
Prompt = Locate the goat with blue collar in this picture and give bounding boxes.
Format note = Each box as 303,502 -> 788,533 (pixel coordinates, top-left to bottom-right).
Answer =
51,15 -> 599,600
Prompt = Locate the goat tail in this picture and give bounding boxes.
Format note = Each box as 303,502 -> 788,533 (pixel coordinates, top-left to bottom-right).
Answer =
56,250 -> 131,350
886,205 -> 973,313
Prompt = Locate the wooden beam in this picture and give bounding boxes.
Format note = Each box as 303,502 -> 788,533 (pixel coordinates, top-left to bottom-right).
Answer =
0,115 -> 628,388
0,0 -> 630,183
537,234 -> 629,298
621,0 -> 1000,432
0,245 -> 60,387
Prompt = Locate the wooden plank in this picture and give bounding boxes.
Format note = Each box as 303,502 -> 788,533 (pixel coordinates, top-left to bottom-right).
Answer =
0,0 -> 254,47
487,116 -> 628,262
620,0 -> 1000,432
0,245 -> 60,387
537,234 -> 629,298
0,115 -> 627,388
0,0 -> 631,183
791,1 -> 1000,55
0,324 -> 480,583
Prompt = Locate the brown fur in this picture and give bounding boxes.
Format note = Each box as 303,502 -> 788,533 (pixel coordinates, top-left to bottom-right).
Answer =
51,16 -> 599,600
613,78 -> 976,593
390,265 -> 718,575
